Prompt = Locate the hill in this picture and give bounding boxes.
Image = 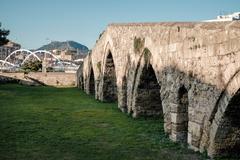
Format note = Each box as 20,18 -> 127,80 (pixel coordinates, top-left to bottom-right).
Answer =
38,41 -> 89,55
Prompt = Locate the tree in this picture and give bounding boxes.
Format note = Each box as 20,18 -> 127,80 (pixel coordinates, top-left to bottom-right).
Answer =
22,60 -> 42,72
0,22 -> 10,46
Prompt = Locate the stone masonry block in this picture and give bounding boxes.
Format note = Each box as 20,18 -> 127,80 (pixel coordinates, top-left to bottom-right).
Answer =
171,113 -> 188,124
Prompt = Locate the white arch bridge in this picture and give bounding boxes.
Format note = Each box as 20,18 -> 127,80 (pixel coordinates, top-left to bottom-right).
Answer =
0,49 -> 79,72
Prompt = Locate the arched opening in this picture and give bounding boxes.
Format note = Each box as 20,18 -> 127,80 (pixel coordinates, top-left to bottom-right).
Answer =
134,64 -> 162,117
89,68 -> 95,95
213,89 -> 240,157
102,51 -> 117,102
174,86 -> 189,143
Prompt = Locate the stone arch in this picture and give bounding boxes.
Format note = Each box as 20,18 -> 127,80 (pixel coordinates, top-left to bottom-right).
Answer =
208,71 -> 240,158
102,50 -> 117,102
102,41 -> 115,69
131,49 -> 163,118
171,85 -> 189,143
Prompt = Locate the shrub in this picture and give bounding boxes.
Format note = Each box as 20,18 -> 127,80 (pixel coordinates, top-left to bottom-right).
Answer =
97,61 -> 101,72
21,60 -> 42,72
134,37 -> 145,54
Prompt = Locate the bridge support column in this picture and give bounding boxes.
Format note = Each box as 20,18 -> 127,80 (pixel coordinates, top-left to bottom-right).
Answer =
170,103 -> 188,142
118,76 -> 128,112
170,86 -> 189,143
42,58 -> 47,73
188,121 -> 202,151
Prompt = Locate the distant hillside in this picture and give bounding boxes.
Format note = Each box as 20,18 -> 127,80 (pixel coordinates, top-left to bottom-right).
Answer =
38,41 -> 89,55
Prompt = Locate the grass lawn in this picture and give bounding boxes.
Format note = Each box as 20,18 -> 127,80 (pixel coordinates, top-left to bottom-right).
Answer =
0,84 -> 207,160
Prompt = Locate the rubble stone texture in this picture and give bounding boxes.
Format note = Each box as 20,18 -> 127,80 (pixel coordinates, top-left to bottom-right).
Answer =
0,72 -> 75,86
77,21 -> 240,158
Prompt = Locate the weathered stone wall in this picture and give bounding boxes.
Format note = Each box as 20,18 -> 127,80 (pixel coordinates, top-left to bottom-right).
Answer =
0,72 -> 76,87
77,21 -> 240,158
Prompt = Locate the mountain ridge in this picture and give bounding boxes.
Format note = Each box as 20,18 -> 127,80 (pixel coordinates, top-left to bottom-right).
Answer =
37,41 -> 89,55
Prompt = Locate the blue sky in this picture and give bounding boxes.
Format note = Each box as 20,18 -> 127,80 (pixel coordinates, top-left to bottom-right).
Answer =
0,0 -> 239,49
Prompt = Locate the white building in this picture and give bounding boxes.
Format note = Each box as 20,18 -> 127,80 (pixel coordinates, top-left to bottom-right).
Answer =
204,12 -> 240,22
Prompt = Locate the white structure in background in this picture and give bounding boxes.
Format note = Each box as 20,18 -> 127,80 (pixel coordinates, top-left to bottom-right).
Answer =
204,12 -> 240,22
74,58 -> 84,62
0,49 -> 80,73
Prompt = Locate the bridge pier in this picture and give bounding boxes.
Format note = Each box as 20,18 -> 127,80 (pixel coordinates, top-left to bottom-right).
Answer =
117,76 -> 128,112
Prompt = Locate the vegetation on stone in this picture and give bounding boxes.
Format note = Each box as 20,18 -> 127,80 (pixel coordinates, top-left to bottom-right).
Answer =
134,37 -> 145,54
97,61 -> 101,72
98,30 -> 105,39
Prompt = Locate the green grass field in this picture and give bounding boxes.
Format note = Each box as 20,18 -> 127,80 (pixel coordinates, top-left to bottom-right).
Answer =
0,84 -> 207,160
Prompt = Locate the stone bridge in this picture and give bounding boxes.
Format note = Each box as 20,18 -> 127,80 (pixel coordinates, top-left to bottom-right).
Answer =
77,22 -> 240,158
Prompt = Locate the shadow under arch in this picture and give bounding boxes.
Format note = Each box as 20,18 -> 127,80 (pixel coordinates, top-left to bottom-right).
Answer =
131,48 -> 163,118
102,50 -> 117,102
84,54 -> 95,95
208,70 -> 240,158
89,67 -> 95,95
